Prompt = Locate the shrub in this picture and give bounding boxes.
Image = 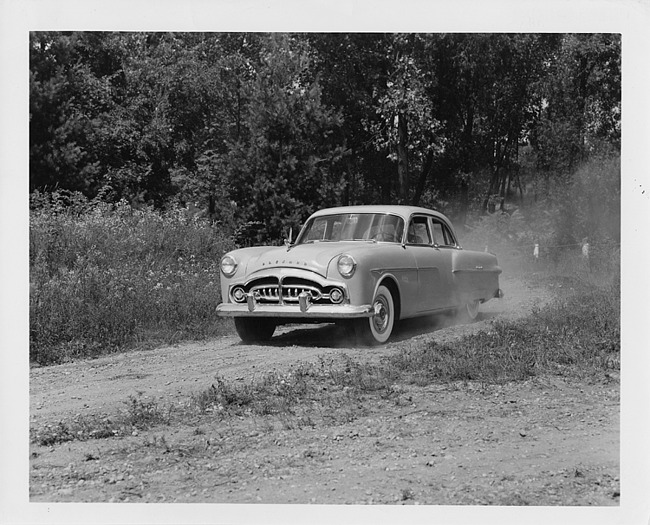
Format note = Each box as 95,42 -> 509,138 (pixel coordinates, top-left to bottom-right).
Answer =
30,191 -> 234,364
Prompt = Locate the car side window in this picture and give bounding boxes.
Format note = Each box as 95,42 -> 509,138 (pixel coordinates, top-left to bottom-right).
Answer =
431,218 -> 457,247
407,216 -> 432,245
442,223 -> 456,246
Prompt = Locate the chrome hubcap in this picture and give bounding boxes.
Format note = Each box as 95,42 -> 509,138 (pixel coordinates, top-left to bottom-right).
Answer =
373,299 -> 389,333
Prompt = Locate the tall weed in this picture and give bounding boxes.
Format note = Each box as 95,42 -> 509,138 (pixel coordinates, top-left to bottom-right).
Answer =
30,191 -> 234,364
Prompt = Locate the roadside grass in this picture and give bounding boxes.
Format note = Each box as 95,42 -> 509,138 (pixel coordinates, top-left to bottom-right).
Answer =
30,191 -> 234,365
31,395 -> 173,446
32,274 -> 619,447
388,278 -> 620,385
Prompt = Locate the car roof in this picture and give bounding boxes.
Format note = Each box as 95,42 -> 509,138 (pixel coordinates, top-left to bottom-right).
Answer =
308,205 -> 448,222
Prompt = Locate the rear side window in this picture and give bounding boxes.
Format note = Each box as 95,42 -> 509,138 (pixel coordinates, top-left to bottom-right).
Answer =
407,216 -> 432,245
431,218 -> 457,246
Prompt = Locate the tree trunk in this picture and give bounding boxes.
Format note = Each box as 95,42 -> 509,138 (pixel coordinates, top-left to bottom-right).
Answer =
482,168 -> 500,213
397,112 -> 409,203
516,170 -> 524,202
458,178 -> 469,225
484,133 -> 514,213
411,150 -> 434,207
499,171 -> 508,211
208,194 -> 216,220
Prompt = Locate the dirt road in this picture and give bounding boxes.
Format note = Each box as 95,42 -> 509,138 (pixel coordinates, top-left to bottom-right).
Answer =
29,274 -> 546,424
28,274 -> 620,505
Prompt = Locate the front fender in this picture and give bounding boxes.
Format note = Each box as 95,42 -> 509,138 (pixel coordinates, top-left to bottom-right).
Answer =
326,244 -> 418,317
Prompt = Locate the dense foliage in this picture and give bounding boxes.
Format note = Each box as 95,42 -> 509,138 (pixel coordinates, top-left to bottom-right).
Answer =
30,32 -> 620,242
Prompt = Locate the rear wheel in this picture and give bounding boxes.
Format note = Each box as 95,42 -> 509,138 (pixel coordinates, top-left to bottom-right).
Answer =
234,317 -> 276,343
353,285 -> 395,345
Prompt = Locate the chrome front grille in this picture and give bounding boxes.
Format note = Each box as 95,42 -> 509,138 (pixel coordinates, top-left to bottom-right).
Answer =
251,285 -> 281,302
235,277 -> 344,305
282,284 -> 322,303
249,283 -> 323,303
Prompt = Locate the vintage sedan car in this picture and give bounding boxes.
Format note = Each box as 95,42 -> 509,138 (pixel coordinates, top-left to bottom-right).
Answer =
217,205 -> 503,345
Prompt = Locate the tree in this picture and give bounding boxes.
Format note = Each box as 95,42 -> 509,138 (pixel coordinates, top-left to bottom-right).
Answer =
358,34 -> 446,205
307,33 -> 394,204
530,33 -> 621,175
126,33 -> 260,211
424,34 -> 554,214
29,31 -> 620,229
30,32 -> 128,195
224,34 -> 345,242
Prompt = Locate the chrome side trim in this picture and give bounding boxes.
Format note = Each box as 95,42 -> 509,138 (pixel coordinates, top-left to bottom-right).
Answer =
452,267 -> 503,275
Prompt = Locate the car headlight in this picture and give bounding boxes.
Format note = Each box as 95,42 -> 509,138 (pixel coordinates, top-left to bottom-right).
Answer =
220,255 -> 238,277
337,254 -> 357,278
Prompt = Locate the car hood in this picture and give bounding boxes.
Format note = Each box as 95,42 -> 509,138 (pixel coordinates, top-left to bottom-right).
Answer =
241,242 -> 373,278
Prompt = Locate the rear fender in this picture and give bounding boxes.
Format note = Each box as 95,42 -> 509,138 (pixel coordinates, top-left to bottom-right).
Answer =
451,250 -> 502,304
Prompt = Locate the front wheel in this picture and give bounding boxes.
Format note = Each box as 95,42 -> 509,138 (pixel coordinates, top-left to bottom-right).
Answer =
234,317 -> 276,343
353,285 -> 395,345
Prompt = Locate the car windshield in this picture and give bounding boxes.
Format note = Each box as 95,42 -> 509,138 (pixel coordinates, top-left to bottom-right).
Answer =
297,213 -> 405,244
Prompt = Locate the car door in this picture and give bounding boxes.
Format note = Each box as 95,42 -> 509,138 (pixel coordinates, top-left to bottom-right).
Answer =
406,215 -> 452,312
428,216 -> 458,309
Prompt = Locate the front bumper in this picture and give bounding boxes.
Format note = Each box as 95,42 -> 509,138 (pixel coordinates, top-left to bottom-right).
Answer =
216,301 -> 374,319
